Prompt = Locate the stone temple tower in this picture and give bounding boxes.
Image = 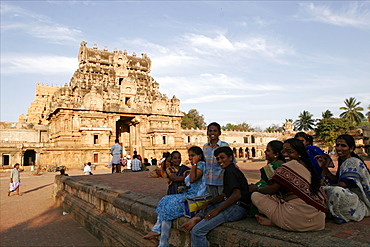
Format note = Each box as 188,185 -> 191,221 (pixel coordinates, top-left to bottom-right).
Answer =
30,41 -> 184,168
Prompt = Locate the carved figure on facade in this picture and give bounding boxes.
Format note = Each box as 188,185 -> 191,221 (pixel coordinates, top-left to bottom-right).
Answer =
283,120 -> 294,133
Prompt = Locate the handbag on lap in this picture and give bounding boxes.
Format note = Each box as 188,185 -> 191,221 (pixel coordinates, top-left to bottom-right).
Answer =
184,194 -> 212,218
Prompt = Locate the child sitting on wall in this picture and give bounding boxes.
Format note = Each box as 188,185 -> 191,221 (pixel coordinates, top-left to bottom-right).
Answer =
181,146 -> 250,247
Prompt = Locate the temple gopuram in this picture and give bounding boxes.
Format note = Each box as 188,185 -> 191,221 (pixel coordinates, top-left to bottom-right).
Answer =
1,42 -> 299,169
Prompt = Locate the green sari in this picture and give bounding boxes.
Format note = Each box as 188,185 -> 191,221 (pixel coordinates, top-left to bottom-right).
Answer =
249,161 -> 283,215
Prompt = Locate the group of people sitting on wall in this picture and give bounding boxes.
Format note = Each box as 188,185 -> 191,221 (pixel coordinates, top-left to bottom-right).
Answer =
141,122 -> 370,247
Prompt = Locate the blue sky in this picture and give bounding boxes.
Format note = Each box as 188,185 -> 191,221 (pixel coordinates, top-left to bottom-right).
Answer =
1,1 -> 369,129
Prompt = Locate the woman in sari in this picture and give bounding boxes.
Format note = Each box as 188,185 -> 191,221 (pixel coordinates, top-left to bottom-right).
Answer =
250,138 -> 327,232
249,140 -> 285,215
295,132 -> 334,184
255,140 -> 285,188
143,146 -> 208,246
166,151 -> 190,195
316,134 -> 370,224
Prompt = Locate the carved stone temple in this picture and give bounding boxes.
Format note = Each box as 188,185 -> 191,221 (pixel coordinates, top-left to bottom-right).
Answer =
1,42 -> 294,169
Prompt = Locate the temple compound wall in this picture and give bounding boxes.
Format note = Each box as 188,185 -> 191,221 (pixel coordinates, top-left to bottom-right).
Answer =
1,42 -> 294,169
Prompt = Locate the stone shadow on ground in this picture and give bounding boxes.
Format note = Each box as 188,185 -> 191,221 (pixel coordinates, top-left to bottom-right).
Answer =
0,204 -> 102,247
22,183 -> 54,195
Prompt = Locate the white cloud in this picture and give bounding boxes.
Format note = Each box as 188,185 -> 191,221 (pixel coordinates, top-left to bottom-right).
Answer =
182,94 -> 249,104
154,73 -> 283,106
299,2 -> 370,29
28,25 -> 82,44
182,33 -> 294,58
184,34 -> 234,50
152,54 -> 196,70
1,2 -> 83,44
1,54 -> 78,74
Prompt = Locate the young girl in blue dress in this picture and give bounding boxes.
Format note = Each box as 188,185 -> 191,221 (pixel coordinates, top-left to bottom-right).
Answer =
143,146 -> 208,246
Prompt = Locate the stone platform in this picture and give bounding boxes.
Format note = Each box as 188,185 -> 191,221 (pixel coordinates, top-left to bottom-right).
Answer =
53,166 -> 370,247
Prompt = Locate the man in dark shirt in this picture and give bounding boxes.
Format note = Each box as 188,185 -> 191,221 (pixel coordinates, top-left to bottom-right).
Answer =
181,146 -> 250,246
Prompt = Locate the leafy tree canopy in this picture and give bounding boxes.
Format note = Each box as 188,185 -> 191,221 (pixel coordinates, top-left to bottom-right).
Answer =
339,97 -> 365,126
181,109 -> 206,129
265,124 -> 283,133
315,118 -> 354,149
222,122 -> 254,131
322,109 -> 333,119
294,110 -> 315,131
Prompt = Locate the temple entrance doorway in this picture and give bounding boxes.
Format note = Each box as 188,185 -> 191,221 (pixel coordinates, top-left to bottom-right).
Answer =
116,117 -> 133,155
251,147 -> 256,158
23,150 -> 36,166
3,154 -> 10,166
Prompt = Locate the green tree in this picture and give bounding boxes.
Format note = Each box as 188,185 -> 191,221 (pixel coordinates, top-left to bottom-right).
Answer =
315,118 -> 354,149
294,110 -> 315,131
322,109 -> 333,119
339,97 -> 364,125
222,122 -> 254,131
367,104 -> 370,122
181,109 -> 206,129
265,124 -> 283,133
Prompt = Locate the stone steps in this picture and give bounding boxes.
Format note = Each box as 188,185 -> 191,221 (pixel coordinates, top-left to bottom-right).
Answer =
53,175 -> 369,247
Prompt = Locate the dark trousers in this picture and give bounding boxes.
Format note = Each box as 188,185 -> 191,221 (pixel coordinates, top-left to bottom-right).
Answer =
112,163 -> 121,173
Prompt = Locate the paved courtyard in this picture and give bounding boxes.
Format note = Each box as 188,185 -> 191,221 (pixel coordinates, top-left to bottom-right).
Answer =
0,169 -> 103,247
1,159 -> 369,246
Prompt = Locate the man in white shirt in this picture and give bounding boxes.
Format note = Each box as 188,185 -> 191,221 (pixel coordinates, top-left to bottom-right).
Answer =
110,139 -> 123,173
84,162 -> 93,175
8,163 -> 21,196
131,155 -> 142,172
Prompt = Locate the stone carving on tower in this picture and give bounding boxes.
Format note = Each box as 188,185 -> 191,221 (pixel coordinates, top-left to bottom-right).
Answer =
1,42 -> 303,170
22,42 -> 184,167
43,41 -> 180,118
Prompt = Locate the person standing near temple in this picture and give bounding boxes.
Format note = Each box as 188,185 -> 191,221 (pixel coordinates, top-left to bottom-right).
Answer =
8,163 -> 21,196
110,139 -> 123,173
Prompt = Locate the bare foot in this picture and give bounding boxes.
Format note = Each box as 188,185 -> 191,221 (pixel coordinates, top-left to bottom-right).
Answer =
255,215 -> 275,226
181,216 -> 202,232
143,231 -> 160,240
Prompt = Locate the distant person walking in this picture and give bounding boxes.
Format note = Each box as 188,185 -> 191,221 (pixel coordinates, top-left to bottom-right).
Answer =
110,139 -> 123,173
8,163 -> 21,196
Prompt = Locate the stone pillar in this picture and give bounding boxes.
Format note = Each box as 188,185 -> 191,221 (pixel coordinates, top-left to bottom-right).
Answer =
129,124 -> 135,155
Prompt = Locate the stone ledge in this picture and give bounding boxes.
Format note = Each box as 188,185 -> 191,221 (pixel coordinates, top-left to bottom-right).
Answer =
53,175 -> 368,247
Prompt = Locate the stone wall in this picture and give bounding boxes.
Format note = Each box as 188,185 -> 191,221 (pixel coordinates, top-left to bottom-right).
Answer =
53,175 -> 290,246
53,175 -> 365,247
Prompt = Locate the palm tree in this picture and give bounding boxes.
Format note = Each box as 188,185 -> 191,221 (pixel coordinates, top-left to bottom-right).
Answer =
339,97 -> 364,125
294,110 -> 315,131
322,109 -> 333,119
